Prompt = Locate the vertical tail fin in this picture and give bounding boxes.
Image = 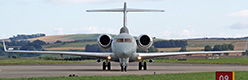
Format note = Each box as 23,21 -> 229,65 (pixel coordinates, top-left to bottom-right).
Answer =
123,2 -> 127,28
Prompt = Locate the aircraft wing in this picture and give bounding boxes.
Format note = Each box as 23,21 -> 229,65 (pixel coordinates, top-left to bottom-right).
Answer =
2,40 -> 111,59
137,50 -> 245,59
138,40 -> 248,59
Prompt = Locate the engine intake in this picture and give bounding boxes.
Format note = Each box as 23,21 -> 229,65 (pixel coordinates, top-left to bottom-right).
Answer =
137,34 -> 153,49
98,34 -> 112,49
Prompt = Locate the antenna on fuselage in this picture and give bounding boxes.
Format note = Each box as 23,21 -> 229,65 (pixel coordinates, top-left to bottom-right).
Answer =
86,2 -> 164,34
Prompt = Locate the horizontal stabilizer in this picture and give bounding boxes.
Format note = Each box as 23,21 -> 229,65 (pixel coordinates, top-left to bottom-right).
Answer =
87,8 -> 164,12
127,8 -> 164,12
87,8 -> 123,12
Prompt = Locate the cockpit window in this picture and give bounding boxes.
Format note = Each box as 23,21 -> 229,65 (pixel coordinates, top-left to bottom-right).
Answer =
125,38 -> 132,42
116,39 -> 124,42
115,38 -> 133,43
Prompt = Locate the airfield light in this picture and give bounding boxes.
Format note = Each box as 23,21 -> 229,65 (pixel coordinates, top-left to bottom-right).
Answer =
137,56 -> 142,60
107,56 -> 111,60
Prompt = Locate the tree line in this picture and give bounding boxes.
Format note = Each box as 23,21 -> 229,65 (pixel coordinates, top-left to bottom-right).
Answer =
153,40 -> 187,48
9,33 -> 45,41
0,39 -> 46,58
204,44 -> 234,51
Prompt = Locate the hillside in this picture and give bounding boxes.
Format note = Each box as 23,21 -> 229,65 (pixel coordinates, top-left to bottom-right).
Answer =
3,33 -> 247,52
28,34 -> 101,43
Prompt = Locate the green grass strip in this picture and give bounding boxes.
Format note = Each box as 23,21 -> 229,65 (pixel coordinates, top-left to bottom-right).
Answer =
0,59 -> 81,65
1,71 -> 248,80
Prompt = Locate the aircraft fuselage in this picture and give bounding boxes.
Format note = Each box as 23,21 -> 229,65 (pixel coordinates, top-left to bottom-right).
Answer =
110,33 -> 139,62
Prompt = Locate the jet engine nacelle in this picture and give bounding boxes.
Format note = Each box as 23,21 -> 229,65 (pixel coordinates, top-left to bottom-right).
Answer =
137,34 -> 153,50
98,34 -> 112,49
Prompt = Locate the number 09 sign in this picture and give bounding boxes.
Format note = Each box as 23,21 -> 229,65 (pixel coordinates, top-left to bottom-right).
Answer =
216,72 -> 235,80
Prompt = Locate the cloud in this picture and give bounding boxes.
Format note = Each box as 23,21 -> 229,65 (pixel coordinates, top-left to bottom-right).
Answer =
226,10 -> 248,18
234,34 -> 248,38
217,33 -> 232,38
1,34 -> 8,39
181,29 -> 193,38
72,26 -> 118,34
157,29 -> 203,39
212,33 -> 248,38
229,22 -> 248,29
53,28 -> 64,35
160,30 -> 171,37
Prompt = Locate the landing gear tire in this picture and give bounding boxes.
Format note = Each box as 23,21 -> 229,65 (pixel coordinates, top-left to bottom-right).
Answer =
107,62 -> 111,70
103,62 -> 106,70
138,62 -> 142,70
124,66 -> 127,72
138,62 -> 147,70
121,66 -> 123,71
121,65 -> 127,72
143,62 -> 147,70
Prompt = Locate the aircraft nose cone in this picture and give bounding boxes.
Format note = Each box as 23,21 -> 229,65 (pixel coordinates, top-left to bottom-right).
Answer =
120,50 -> 127,55
122,50 -> 127,54
117,50 -> 132,58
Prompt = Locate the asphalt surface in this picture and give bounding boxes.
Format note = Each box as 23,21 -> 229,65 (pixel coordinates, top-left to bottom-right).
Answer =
0,61 -> 248,78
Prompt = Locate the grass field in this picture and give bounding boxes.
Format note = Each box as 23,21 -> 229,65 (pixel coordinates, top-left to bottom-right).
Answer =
154,57 -> 248,64
62,34 -> 100,40
28,34 -> 101,43
28,35 -> 72,43
187,40 -> 239,47
59,42 -> 97,47
0,71 -> 247,80
39,54 -> 81,58
156,39 -> 247,52
43,41 -> 97,49
0,59 -> 81,65
157,47 -> 204,52
44,47 -> 85,50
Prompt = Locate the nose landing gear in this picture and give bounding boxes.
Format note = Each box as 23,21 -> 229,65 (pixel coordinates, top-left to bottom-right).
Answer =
121,64 -> 127,72
119,58 -> 129,72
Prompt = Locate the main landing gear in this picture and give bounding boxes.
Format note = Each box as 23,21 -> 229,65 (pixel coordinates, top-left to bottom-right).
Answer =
102,61 -> 111,70
138,62 -> 147,70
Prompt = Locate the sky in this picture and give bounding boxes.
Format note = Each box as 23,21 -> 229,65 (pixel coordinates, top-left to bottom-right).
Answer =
0,0 -> 248,39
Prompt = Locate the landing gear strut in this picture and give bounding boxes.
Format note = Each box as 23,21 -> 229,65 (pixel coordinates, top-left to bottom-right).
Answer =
102,61 -> 111,70
138,62 -> 147,70
121,65 -> 127,72
119,58 -> 129,72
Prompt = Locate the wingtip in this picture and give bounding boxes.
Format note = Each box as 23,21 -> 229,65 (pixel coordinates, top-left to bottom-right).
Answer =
244,39 -> 248,52
2,40 -> 7,51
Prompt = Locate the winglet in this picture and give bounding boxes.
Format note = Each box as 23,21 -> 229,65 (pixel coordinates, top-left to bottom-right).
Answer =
244,39 -> 248,52
2,40 -> 7,51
